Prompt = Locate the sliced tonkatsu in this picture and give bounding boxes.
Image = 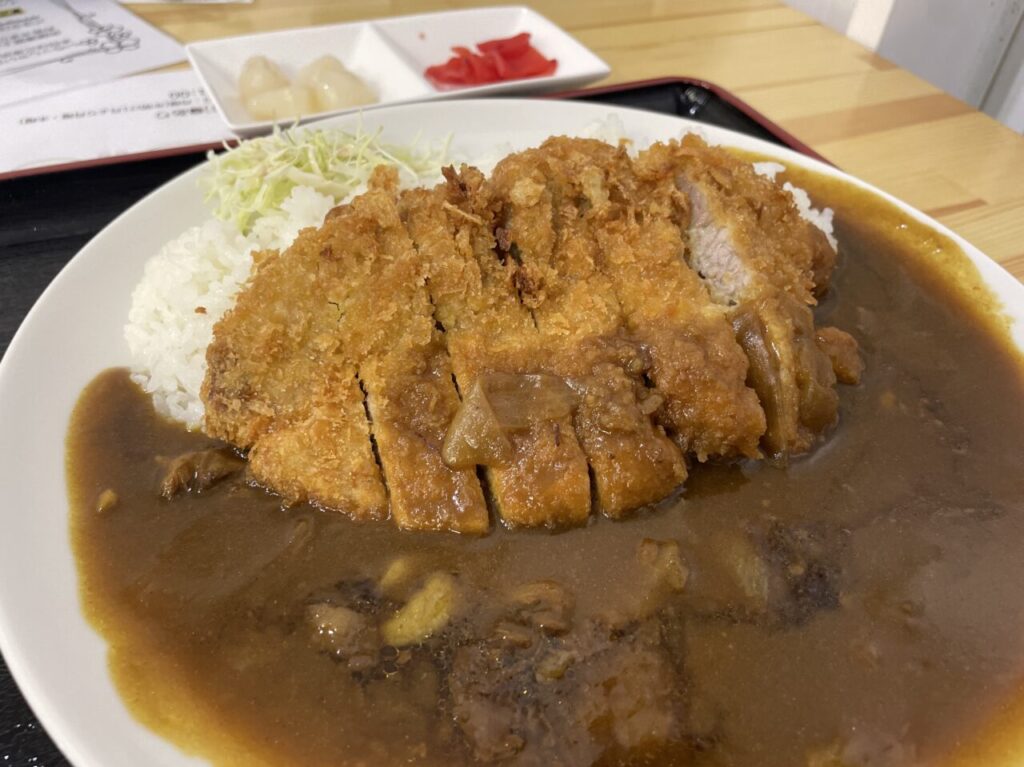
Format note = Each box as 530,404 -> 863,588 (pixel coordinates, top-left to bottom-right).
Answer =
638,136 -> 860,454
400,168 -> 592,528
204,167 -> 488,533
334,169 -> 489,533
203,137 -> 861,532
489,139 -> 687,517
539,138 -> 768,461
202,238 -> 388,519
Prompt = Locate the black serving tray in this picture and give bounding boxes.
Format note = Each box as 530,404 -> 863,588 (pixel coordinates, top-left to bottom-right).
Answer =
0,77 -> 816,766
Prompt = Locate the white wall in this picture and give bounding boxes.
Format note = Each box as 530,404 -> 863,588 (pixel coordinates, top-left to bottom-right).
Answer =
786,0 -> 1024,133
874,0 -> 1022,108
785,0 -> 857,32
845,0 -> 895,49
983,11 -> 1024,132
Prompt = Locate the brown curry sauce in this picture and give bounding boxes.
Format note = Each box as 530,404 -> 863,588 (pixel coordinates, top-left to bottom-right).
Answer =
67,165 -> 1024,766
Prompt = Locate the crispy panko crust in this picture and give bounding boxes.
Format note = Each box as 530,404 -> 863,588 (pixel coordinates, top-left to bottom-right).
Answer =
401,171 -> 592,528
202,137 -> 859,532
490,140 -> 688,516
639,135 -> 855,455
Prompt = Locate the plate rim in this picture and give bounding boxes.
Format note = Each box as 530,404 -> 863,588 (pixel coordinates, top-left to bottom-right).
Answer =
0,96 -> 1022,767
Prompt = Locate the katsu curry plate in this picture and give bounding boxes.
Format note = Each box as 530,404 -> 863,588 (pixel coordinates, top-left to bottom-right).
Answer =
1,99 -> 1023,767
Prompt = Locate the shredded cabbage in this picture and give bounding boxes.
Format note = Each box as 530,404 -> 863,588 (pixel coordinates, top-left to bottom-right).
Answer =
201,125 -> 450,233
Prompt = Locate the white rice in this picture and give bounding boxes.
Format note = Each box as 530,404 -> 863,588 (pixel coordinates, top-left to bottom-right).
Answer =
126,119 -> 837,430
752,161 -> 786,180
782,181 -> 838,251
125,186 -> 335,428
752,161 -> 838,251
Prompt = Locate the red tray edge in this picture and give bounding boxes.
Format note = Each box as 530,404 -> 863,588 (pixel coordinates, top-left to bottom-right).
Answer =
0,141 -> 231,183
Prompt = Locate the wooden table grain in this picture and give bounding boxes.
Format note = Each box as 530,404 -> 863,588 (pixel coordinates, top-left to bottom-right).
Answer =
130,0 -> 1024,281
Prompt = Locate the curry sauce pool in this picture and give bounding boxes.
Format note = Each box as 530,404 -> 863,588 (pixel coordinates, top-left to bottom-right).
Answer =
68,167 -> 1024,766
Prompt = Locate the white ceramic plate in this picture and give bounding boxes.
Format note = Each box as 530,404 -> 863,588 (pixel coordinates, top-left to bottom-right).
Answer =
0,99 -> 1022,767
187,6 -> 610,137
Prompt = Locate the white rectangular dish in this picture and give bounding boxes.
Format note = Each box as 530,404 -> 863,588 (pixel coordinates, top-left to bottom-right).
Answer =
186,6 -> 610,137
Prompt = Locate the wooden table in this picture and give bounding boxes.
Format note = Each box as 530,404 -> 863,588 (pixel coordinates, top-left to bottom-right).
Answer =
124,0 -> 1024,283
0,4 -> 1020,764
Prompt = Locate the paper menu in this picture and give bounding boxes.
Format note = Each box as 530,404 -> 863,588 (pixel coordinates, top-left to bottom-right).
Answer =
0,69 -> 234,175
0,0 -> 185,109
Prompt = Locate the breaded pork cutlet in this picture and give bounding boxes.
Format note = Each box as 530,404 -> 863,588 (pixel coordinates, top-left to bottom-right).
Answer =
335,168 -> 489,533
400,167 -> 592,528
489,139 -> 687,517
204,138 -> 860,532
533,138 -> 768,461
203,248 -> 387,518
204,167 -> 488,533
639,136 -> 860,454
